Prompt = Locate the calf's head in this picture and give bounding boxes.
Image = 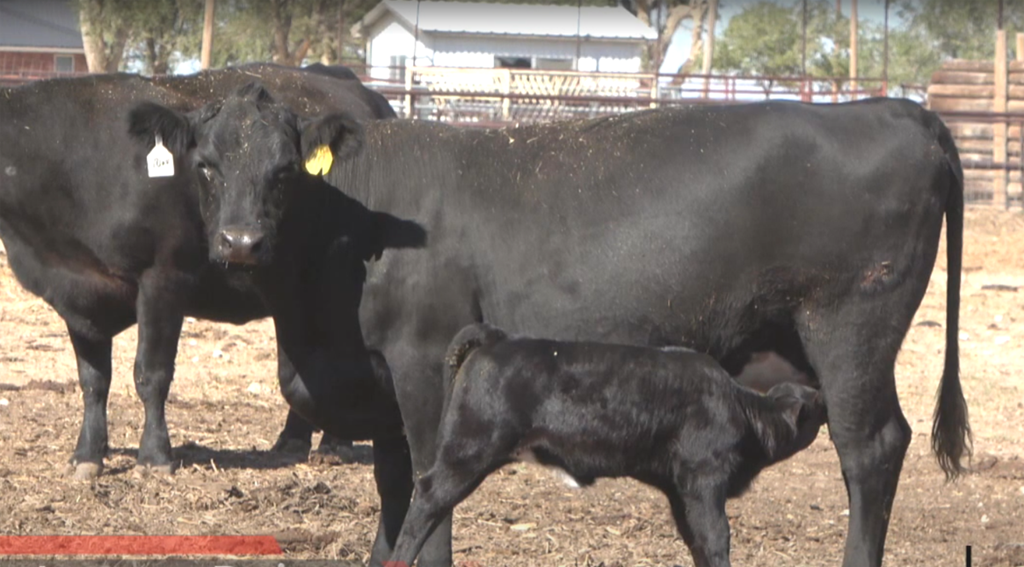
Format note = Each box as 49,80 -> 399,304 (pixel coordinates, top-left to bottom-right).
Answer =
763,382 -> 827,462
127,82 -> 363,267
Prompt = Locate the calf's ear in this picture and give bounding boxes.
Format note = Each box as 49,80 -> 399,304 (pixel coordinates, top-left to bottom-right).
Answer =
299,113 -> 364,176
127,102 -> 195,158
766,383 -> 824,428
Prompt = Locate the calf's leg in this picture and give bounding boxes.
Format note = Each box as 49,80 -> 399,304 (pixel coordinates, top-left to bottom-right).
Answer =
388,460 -> 496,567
670,478 -> 731,567
67,328 -> 113,479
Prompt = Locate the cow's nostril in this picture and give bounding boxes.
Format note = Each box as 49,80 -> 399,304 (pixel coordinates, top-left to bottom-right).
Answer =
216,227 -> 266,265
248,235 -> 264,256
218,231 -> 237,251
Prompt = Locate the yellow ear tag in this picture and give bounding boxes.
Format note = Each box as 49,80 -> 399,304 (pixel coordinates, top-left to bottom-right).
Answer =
304,145 -> 334,176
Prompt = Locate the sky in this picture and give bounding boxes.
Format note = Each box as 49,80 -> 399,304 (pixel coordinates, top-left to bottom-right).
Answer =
660,0 -> 899,72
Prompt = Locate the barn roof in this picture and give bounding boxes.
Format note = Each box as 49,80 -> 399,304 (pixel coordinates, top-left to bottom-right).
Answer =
358,0 -> 657,41
0,0 -> 84,50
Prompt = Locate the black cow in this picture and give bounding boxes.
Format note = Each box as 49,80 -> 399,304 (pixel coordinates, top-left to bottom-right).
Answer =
386,322 -> 827,567
128,90 -> 969,567
0,63 -> 395,479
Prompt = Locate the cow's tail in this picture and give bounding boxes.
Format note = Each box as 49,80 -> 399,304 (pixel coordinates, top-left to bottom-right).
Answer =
930,115 -> 972,480
443,323 -> 508,397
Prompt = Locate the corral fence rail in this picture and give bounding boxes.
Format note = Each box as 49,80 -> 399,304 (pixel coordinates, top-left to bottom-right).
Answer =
372,66 -> 892,122
936,111 -> 1023,209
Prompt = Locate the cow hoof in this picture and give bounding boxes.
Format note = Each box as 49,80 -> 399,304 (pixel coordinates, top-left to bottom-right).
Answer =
133,464 -> 174,478
64,461 -> 103,480
309,445 -> 356,466
271,437 -> 313,456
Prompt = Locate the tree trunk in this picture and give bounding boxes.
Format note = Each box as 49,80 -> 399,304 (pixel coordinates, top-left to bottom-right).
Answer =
78,1 -> 126,73
664,4 -> 705,85
271,0 -> 294,65
79,6 -> 109,73
701,0 -> 718,75
634,0 -> 700,74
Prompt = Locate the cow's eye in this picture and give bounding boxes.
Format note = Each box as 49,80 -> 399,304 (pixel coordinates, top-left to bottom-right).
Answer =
196,162 -> 213,180
274,164 -> 300,179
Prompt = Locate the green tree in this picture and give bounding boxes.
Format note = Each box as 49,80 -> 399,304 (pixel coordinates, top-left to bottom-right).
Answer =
716,0 -> 891,97
211,0 -> 378,68
74,0 -> 133,72
887,0 -> 1023,92
128,1 -> 204,74
715,1 -> 804,94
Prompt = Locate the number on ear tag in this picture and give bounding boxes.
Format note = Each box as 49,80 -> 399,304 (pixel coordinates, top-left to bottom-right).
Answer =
304,145 -> 334,176
147,134 -> 174,178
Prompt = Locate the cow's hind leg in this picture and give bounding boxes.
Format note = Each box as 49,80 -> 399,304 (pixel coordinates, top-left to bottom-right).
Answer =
271,409 -> 316,454
67,328 -> 112,479
132,273 -> 185,473
272,390 -> 355,462
798,306 -> 913,567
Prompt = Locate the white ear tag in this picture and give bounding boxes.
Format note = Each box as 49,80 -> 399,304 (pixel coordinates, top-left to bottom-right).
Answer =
147,134 -> 175,178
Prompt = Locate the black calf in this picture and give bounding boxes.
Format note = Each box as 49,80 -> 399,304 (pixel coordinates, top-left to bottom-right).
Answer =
387,323 -> 827,567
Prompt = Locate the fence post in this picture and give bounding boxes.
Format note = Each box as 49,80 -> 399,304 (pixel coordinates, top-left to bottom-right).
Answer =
650,73 -> 660,109
501,69 -> 511,121
404,66 -> 414,119
994,30 -> 1008,210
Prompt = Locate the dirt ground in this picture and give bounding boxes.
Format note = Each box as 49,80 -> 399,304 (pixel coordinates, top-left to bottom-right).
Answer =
0,209 -> 1022,567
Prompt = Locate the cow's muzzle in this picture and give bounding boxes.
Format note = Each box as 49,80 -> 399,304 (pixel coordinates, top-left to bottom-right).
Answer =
214,226 -> 268,266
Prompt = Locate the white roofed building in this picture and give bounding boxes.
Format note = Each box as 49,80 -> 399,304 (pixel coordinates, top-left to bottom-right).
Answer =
354,1 -> 656,82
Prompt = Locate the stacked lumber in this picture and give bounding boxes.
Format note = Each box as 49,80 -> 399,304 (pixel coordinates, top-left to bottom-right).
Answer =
928,60 -> 1023,206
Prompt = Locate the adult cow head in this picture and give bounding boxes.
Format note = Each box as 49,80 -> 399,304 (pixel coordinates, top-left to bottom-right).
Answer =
127,82 -> 364,267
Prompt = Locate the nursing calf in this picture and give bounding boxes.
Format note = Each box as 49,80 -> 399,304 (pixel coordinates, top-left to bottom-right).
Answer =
387,323 -> 827,567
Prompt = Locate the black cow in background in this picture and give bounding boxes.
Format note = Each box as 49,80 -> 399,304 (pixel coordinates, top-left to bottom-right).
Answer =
0,63 -> 395,479
129,87 -> 969,567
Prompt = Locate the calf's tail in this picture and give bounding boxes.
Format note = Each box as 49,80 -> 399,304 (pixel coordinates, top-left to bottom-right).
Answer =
443,323 -> 508,390
930,115 -> 972,480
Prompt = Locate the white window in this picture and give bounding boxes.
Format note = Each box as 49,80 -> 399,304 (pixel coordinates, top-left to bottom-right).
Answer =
54,55 -> 74,73
535,58 -> 573,71
390,55 -> 406,81
494,56 -> 531,69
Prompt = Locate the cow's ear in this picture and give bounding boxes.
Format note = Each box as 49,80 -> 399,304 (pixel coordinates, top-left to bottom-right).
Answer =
357,212 -> 427,262
299,113 -> 364,176
127,102 -> 194,158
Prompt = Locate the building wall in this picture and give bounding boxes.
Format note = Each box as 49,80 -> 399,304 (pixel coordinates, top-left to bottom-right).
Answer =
365,15 -> 645,78
431,35 -> 642,72
0,50 -> 87,77
367,16 -> 433,82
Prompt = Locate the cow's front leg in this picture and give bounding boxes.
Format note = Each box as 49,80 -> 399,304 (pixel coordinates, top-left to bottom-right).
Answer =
369,435 -> 414,565
67,328 -> 113,479
133,272 -> 186,473
272,411 -> 358,462
381,349 -> 453,567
